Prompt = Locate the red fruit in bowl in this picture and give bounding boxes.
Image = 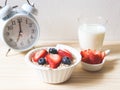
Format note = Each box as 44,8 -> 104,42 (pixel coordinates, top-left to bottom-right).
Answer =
58,49 -> 73,59
81,50 -> 88,62
45,54 -> 62,68
89,52 -> 101,64
81,49 -> 90,64
32,49 -> 48,62
80,49 -> 105,64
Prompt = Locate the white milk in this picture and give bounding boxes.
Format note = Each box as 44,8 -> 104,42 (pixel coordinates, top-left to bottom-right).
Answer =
78,24 -> 105,50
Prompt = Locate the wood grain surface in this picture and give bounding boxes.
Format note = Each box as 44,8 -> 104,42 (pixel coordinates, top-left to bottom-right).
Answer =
0,41 -> 120,90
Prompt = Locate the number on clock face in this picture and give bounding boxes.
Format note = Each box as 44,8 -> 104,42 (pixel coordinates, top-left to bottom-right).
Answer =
3,16 -> 38,50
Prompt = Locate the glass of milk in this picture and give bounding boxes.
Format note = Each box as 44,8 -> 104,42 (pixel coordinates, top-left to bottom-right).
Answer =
78,16 -> 106,50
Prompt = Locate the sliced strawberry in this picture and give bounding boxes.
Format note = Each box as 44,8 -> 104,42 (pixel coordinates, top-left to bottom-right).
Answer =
45,54 -> 62,68
81,50 -> 90,63
32,49 -> 48,62
81,50 -> 89,59
58,49 -> 73,59
80,49 -> 105,64
89,53 -> 101,64
100,52 -> 105,60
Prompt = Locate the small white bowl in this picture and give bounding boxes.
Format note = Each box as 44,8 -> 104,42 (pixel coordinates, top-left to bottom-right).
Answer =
81,49 -> 110,72
81,59 -> 105,71
25,44 -> 81,84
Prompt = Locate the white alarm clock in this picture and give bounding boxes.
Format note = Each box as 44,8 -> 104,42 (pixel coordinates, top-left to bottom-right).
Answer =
0,3 -> 40,52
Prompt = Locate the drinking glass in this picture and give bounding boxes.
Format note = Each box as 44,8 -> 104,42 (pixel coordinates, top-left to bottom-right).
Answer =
78,16 -> 107,50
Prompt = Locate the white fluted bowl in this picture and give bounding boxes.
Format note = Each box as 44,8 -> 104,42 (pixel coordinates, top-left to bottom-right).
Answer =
25,44 -> 81,84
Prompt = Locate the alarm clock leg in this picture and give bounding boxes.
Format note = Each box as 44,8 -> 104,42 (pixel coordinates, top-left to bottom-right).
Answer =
33,46 -> 36,49
6,48 -> 11,56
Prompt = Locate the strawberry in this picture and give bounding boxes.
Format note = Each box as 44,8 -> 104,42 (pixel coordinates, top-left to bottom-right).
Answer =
89,52 -> 101,64
81,50 -> 90,63
45,54 -> 62,68
80,49 -> 105,64
100,52 -> 105,60
32,49 -> 48,62
58,49 -> 73,59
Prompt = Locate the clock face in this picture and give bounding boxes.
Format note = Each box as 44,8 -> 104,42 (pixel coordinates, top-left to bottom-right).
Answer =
3,15 -> 39,50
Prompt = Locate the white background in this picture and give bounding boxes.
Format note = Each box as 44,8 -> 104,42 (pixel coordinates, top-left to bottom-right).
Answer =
0,0 -> 120,41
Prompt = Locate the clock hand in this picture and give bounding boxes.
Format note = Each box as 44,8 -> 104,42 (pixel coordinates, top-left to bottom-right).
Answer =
17,19 -> 23,42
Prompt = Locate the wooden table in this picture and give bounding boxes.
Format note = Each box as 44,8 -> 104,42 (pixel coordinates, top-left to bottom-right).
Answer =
0,41 -> 120,90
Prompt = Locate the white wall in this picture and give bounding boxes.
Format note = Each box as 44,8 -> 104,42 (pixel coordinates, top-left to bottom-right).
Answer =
0,0 -> 120,41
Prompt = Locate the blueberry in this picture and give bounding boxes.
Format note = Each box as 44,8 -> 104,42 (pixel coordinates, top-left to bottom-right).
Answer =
49,48 -> 58,54
62,56 -> 71,65
38,58 -> 46,65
